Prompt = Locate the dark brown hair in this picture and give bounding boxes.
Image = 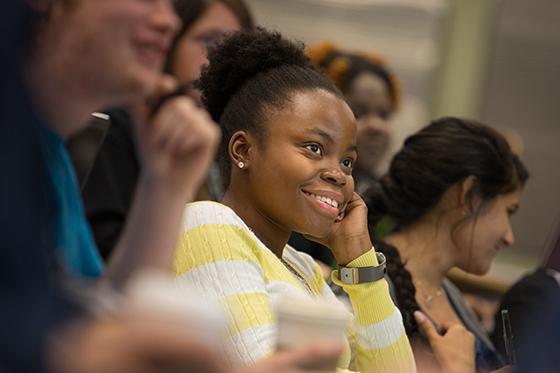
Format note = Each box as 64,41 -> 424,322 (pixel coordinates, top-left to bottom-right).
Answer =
364,117 -> 529,336
165,0 -> 254,74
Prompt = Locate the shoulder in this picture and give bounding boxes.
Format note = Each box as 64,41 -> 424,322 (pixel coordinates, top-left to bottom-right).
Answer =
180,201 -> 246,232
174,202 -> 266,275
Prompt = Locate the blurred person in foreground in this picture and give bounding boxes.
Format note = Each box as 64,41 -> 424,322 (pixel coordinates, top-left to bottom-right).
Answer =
0,0 -> 342,372
78,0 -> 254,261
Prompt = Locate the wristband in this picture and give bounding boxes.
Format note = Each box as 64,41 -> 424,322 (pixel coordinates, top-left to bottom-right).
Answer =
338,252 -> 386,284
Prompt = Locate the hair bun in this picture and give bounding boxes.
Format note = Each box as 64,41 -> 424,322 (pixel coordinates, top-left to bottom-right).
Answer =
197,27 -> 313,122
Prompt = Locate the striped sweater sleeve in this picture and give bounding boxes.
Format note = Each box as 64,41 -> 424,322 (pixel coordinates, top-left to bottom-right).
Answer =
173,219 -> 278,364
331,249 -> 416,373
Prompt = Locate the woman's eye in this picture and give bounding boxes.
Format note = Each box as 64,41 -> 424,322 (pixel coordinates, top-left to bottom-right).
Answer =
306,144 -> 322,155
341,159 -> 354,168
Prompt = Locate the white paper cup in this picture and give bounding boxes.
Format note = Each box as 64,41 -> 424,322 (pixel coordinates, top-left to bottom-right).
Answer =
274,295 -> 350,369
124,270 -> 227,346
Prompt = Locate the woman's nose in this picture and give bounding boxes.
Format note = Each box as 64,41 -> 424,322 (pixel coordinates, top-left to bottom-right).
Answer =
320,168 -> 346,186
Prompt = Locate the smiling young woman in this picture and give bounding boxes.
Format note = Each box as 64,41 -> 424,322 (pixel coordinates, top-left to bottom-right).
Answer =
171,29 -> 415,371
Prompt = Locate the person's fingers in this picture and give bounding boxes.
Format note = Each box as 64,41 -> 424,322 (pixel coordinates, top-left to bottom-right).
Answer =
344,192 -> 366,212
152,74 -> 178,97
170,102 -> 218,158
151,98 -> 197,150
439,322 -> 473,341
414,311 -> 440,341
128,317 -> 225,373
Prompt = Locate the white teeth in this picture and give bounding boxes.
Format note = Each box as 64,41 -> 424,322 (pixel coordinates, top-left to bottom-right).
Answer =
306,192 -> 338,209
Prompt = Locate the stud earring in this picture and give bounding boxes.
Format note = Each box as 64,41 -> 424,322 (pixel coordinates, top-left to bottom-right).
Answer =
238,161 -> 245,169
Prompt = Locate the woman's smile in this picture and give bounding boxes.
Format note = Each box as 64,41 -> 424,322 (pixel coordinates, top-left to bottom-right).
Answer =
301,189 -> 345,219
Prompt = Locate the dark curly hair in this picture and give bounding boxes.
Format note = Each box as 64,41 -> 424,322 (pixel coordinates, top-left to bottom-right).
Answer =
364,117 -> 529,336
197,28 -> 344,185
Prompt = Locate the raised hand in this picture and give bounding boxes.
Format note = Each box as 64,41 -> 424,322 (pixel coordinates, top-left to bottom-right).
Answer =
414,311 -> 475,373
133,75 -> 220,201
105,75 -> 220,288
307,192 -> 373,265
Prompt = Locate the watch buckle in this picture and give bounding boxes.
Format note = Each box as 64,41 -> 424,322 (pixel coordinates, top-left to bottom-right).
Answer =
342,267 -> 359,284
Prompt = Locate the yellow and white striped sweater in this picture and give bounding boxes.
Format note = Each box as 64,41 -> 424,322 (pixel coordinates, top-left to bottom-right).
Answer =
173,201 -> 415,372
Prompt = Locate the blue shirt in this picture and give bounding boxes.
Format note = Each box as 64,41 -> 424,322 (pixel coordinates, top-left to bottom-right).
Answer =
38,124 -> 104,278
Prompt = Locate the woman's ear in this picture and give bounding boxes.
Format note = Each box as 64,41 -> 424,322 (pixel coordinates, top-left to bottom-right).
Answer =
459,175 -> 481,215
228,131 -> 253,170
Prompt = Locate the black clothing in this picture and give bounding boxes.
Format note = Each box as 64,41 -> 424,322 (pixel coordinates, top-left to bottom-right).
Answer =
81,109 -> 140,259
288,232 -> 335,266
491,267 -> 560,367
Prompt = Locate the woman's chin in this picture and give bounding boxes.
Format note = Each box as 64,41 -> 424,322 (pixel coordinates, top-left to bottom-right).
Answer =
297,225 -> 333,242
461,262 -> 491,276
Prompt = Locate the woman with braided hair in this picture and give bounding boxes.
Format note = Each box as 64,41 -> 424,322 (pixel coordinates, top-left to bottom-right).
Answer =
363,117 -> 529,372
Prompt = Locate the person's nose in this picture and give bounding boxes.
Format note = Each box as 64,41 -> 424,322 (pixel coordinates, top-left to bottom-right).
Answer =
503,224 -> 515,247
320,166 -> 347,187
152,0 -> 182,37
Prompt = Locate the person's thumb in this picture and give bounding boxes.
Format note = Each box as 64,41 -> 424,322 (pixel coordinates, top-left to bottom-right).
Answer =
414,311 -> 440,341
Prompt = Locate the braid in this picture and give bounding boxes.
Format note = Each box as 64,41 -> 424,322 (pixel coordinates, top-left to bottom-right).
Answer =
373,240 -> 420,337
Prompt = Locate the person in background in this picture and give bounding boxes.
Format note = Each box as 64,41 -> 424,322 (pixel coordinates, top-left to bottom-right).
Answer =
490,225 -> 560,368
515,287 -> 560,373
173,27 -> 416,372
78,0 -> 254,260
307,42 -> 400,194
363,117 -> 529,372
290,42 -> 400,269
166,0 -> 254,87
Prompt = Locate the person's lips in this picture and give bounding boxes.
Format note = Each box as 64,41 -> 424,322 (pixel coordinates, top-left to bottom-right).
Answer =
301,189 -> 345,219
494,242 -> 507,252
134,38 -> 169,69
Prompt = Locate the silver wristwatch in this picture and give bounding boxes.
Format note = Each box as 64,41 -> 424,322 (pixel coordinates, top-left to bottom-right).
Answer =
338,252 -> 387,284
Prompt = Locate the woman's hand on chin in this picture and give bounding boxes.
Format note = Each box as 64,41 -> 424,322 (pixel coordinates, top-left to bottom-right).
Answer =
305,192 -> 373,265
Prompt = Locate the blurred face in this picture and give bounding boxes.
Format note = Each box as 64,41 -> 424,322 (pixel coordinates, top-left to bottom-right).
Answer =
354,115 -> 391,177
454,188 -> 523,275
246,90 -> 357,238
43,0 -> 180,104
345,72 -> 392,120
171,2 -> 241,83
345,72 -> 392,177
